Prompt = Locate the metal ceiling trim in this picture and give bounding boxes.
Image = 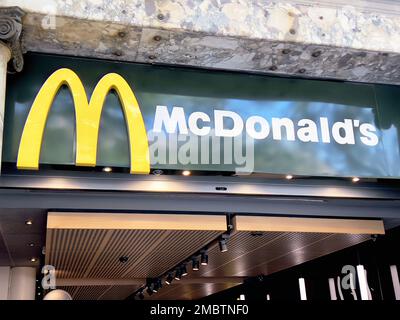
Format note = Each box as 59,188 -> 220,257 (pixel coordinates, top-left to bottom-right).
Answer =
1,173 -> 400,199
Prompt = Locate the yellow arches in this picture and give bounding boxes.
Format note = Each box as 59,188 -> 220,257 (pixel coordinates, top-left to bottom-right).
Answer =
17,68 -> 150,174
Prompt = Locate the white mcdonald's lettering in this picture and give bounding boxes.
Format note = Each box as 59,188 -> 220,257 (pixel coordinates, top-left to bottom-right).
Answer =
153,106 -> 379,146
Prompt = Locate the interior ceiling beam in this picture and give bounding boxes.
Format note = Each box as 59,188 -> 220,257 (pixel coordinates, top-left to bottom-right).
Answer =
47,212 -> 227,231
235,216 -> 385,235
1,188 -> 400,221
1,173 -> 400,199
57,277 -> 246,286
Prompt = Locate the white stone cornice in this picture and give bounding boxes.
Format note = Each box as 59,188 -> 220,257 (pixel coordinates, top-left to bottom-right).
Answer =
0,6 -> 24,72
2,1 -> 400,84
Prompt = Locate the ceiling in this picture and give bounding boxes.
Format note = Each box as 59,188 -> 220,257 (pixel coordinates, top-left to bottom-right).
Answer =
43,212 -> 384,300
0,208 -> 46,268
45,212 -> 227,300
150,217 -> 382,300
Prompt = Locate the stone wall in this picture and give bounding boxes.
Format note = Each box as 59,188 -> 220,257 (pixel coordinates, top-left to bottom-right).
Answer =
2,0 -> 400,84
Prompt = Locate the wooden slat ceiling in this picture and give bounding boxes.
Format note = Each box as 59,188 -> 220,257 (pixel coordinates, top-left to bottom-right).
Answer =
46,212 -> 227,300
151,217 -> 383,300
46,213 -> 384,300
57,285 -> 110,300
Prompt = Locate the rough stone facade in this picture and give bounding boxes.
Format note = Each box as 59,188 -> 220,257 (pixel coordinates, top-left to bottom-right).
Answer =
2,0 -> 400,84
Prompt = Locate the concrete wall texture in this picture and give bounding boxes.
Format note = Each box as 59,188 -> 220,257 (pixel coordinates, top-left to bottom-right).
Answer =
1,0 -> 400,84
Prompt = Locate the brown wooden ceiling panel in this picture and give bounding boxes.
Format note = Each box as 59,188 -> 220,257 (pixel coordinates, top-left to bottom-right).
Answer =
46,212 -> 227,300
196,232 -> 332,277
47,229 -> 223,279
56,286 -> 79,299
57,285 -> 111,300
235,216 -> 385,234
98,285 -> 142,300
152,216 -> 381,300
236,233 -> 370,276
47,214 -> 382,300
86,229 -> 177,279
55,284 -> 142,300
46,229 -> 111,278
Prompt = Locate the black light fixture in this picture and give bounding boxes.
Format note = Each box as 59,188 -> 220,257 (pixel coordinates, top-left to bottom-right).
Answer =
201,252 -> 208,266
157,278 -> 162,290
192,259 -> 200,271
174,269 -> 182,280
138,290 -> 144,300
218,234 -> 229,253
165,273 -> 174,285
152,281 -> 158,293
181,264 -> 188,277
118,256 -> 129,263
219,238 -> 228,253
146,287 -> 153,296
153,169 -> 163,176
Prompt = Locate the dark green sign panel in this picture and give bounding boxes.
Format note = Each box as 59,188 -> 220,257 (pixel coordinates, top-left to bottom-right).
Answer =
3,53 -> 400,178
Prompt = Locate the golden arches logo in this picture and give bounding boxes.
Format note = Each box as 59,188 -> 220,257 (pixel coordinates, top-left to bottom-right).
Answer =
17,68 -> 150,174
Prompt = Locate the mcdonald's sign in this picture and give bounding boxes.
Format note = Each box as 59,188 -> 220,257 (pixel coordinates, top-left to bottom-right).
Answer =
4,53 -> 399,178
16,68 -> 150,174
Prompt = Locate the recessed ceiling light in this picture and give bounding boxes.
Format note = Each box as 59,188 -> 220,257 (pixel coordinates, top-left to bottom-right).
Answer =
181,265 -> 188,277
30,257 -> 37,262
174,269 -> 182,280
103,167 -> 112,173
192,259 -> 200,271
182,170 -> 191,176
118,256 -> 129,263
153,169 -> 163,176
25,220 -> 33,225
352,177 -> 360,183
28,243 -> 35,247
299,278 -> 307,300
138,291 -> 144,300
201,252 -> 208,266
219,238 -> 228,253
285,175 -> 293,180
165,273 -> 174,285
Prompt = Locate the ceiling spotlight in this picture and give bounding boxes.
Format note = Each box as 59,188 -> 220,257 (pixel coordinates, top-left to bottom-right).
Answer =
138,291 -> 144,300
174,269 -> 182,280
146,287 -> 153,296
352,177 -> 360,183
181,265 -> 188,277
152,282 -> 158,293
118,256 -> 129,263
201,252 -> 208,266
103,167 -> 112,173
30,257 -> 37,262
153,169 -> 163,176
192,259 -> 200,271
219,238 -> 228,253
25,220 -> 33,225
28,243 -> 35,247
285,175 -> 293,180
165,273 -> 174,285
182,170 -> 191,176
